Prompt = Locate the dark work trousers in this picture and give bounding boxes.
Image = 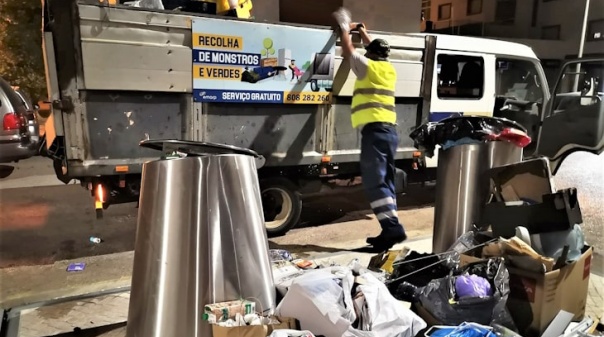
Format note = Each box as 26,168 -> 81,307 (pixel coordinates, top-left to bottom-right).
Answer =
360,122 -> 406,238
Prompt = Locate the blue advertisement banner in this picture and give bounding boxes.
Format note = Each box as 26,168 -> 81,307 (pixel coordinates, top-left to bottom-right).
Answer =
191,19 -> 336,104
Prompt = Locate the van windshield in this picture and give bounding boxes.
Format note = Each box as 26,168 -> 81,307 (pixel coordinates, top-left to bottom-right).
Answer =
495,59 -> 545,104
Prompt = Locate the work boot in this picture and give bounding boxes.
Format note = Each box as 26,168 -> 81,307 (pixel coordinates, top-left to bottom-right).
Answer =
366,230 -> 407,251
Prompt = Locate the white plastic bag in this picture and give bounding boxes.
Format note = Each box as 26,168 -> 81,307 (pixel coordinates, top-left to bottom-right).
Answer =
275,267 -> 357,337
138,0 -> 165,10
351,273 -> 427,337
276,267 -> 426,337
269,330 -> 315,337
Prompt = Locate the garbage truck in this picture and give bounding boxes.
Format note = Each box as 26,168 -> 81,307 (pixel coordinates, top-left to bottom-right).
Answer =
40,0 -> 604,236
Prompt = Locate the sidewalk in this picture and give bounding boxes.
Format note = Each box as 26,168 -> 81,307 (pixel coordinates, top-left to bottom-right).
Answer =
1,238 -> 602,337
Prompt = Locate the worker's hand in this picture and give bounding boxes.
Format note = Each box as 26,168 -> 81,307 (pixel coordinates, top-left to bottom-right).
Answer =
350,22 -> 366,31
332,7 -> 352,33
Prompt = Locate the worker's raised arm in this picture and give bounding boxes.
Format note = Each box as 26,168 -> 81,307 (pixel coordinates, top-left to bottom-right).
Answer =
353,23 -> 373,46
332,8 -> 355,59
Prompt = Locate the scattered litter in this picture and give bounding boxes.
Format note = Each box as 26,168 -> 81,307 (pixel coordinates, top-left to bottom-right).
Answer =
67,263 -> 86,272
270,249 -> 294,262
89,236 -> 102,244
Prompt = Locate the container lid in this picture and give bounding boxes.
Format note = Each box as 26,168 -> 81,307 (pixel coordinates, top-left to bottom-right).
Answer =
140,139 -> 261,158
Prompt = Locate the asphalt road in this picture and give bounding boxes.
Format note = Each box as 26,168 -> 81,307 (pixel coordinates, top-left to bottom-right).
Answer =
0,153 -> 602,268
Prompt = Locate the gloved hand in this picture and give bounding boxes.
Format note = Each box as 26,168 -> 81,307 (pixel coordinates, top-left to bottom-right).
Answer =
332,7 -> 352,33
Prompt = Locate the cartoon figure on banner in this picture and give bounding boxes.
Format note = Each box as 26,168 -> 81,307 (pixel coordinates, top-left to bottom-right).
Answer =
289,60 -> 304,83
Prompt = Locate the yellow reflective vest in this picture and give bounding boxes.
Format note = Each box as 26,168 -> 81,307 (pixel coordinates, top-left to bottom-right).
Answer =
351,59 -> 397,129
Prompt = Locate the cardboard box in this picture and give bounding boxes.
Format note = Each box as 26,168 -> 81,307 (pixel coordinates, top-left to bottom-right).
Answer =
461,246 -> 593,337
480,188 -> 583,238
211,316 -> 298,337
488,158 -> 556,203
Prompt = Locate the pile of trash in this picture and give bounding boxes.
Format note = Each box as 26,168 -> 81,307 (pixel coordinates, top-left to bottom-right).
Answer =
204,228 -> 599,337
203,116 -> 599,337
204,160 -> 600,337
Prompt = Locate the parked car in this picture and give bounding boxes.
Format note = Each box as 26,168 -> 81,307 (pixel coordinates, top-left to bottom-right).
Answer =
12,86 -> 41,144
0,77 -> 39,163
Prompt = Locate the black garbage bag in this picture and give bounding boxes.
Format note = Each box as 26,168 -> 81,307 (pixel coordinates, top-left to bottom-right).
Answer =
387,251 -> 459,302
416,257 -> 517,331
409,116 -> 528,157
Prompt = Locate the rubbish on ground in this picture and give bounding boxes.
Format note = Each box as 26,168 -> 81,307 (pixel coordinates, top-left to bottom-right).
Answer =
487,158 -> 555,204
415,257 -> 516,330
66,262 -> 86,272
275,264 -> 426,337
89,236 -> 102,244
209,315 -> 299,337
424,325 -> 461,337
293,259 -> 317,270
353,272 -> 427,337
445,322 -> 496,337
537,224 -> 585,262
347,258 -> 388,283
491,324 -> 523,337
481,237 -> 555,272
387,250 -> 459,301
564,316 -> 598,336
275,267 -> 357,337
269,330 -> 316,337
541,311 -> 575,337
204,299 -> 256,322
272,260 -> 306,296
480,188 -> 583,239
461,236 -> 593,336
270,249 -> 294,262
455,274 -> 492,298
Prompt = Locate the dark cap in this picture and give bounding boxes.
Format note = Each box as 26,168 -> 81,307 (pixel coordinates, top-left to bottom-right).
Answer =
365,38 -> 390,58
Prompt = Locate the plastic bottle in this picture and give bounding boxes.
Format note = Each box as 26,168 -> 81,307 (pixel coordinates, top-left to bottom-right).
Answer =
89,236 -> 102,244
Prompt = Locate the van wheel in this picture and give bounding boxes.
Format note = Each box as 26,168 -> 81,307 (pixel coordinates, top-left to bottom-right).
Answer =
261,179 -> 302,237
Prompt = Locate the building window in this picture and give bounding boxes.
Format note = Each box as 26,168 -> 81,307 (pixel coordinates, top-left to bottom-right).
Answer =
531,0 -> 539,27
495,0 -> 516,24
438,3 -> 452,20
422,0 -> 431,21
467,0 -> 482,15
437,54 -> 484,99
541,25 -> 561,40
587,19 -> 604,41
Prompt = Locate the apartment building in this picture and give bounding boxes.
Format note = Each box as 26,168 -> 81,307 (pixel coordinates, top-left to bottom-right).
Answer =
422,0 -> 604,80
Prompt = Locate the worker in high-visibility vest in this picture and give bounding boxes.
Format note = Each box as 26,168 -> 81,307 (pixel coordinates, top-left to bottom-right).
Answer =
333,8 -> 407,252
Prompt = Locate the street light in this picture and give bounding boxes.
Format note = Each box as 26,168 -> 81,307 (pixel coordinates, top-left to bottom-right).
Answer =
574,0 -> 591,91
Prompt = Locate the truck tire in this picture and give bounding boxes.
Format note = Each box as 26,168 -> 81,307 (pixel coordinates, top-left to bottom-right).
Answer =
260,178 -> 302,237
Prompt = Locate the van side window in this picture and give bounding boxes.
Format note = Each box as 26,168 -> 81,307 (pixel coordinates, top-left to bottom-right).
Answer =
436,54 -> 484,99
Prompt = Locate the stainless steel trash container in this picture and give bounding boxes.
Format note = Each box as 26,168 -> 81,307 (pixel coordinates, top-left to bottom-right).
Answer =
125,140 -> 276,337
432,141 -> 522,253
